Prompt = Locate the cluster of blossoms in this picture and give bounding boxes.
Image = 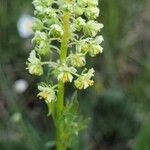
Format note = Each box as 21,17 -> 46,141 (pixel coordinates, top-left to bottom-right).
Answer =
26,0 -> 104,104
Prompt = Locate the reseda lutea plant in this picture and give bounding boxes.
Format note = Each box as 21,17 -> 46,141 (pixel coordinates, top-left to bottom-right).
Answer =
26,0 -> 103,149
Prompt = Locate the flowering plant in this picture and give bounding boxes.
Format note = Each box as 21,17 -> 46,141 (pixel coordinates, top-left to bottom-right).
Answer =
26,0 -> 103,149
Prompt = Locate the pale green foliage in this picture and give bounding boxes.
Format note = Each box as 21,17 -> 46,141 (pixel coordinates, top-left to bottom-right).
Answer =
57,92 -> 89,147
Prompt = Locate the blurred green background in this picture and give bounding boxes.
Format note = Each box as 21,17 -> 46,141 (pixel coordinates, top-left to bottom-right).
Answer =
0,0 -> 150,150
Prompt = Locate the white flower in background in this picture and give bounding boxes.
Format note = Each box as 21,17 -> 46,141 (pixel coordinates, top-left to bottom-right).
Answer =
11,112 -> 22,122
13,79 -> 28,93
17,14 -> 34,38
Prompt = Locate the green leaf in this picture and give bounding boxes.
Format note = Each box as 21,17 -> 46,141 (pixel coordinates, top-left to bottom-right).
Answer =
65,91 -> 79,115
47,102 -> 56,118
45,141 -> 56,148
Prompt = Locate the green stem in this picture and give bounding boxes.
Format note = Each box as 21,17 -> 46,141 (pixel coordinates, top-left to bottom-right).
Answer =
56,12 -> 71,150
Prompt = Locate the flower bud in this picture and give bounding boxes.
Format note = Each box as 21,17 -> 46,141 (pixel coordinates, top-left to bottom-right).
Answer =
33,0 -> 54,7
33,0 -> 55,12
95,35 -> 104,44
77,0 -> 87,7
84,7 -> 99,19
43,17 -> 59,26
74,6 -> 84,16
68,53 -> 86,67
50,24 -> 63,37
87,0 -> 98,6
80,42 -> 90,53
32,19 -> 43,31
37,41 -> 49,55
75,17 -> 85,31
44,8 -> 57,18
33,31 -> 48,44
32,0 -> 42,9
83,21 -> 103,37
61,4 -> 73,12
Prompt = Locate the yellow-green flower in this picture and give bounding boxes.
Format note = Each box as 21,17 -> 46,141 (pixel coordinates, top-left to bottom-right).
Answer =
77,0 -> 87,7
95,35 -> 104,44
32,31 -> 48,44
77,0 -> 98,8
58,71 -> 73,83
74,68 -> 95,89
83,21 -> 103,37
74,6 -> 84,16
80,42 -> 89,53
85,7 -> 99,19
37,84 -> 56,103
75,17 -> 85,31
36,41 -> 49,55
33,0 -> 56,17
57,64 -> 77,83
78,36 -> 104,56
50,24 -> 63,37
27,50 -> 43,76
68,53 -> 86,67
88,44 -> 103,57
87,0 -> 98,6
32,18 -> 43,31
